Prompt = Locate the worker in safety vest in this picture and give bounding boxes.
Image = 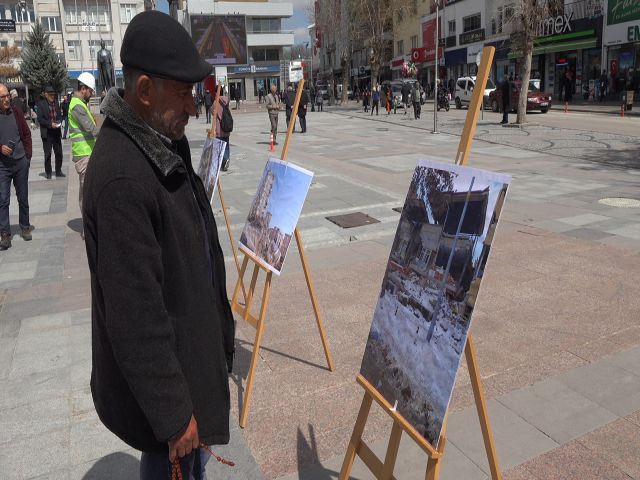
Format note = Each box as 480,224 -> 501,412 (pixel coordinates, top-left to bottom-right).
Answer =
68,72 -> 99,234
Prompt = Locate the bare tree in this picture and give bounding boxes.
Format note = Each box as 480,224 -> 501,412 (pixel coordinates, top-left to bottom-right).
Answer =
504,0 -> 561,124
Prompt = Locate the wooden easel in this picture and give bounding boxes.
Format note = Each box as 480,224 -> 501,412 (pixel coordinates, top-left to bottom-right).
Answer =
230,79 -> 335,428
207,84 -> 246,300
339,46 -> 502,480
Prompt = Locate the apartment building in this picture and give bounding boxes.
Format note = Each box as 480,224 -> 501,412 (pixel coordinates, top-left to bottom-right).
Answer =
0,0 -> 147,94
184,0 -> 294,99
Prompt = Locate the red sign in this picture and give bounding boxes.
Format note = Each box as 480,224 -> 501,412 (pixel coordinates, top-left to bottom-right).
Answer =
610,59 -> 618,76
411,48 -> 427,63
391,58 -> 405,68
421,18 -> 444,63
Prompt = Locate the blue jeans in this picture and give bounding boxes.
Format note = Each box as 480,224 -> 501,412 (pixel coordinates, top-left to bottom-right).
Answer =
0,157 -> 29,235
140,448 -> 209,480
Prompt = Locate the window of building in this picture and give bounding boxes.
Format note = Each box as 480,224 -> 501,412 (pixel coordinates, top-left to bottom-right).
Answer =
411,35 -> 418,49
41,16 -> 62,32
88,5 -> 109,26
67,40 -> 82,60
0,5 -> 5,20
13,5 -> 35,23
251,48 -> 279,62
463,13 -> 481,32
89,39 -> 113,59
397,40 -> 403,56
120,4 -> 136,23
0,40 -> 7,48
252,18 -> 280,33
448,20 -> 456,35
65,6 -> 79,25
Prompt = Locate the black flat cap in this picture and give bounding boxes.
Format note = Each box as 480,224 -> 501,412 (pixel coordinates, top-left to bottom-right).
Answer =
121,11 -> 212,83
44,85 -> 55,93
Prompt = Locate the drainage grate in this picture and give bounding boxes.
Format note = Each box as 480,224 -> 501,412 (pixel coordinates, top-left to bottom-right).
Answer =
326,212 -> 381,228
598,197 -> 640,208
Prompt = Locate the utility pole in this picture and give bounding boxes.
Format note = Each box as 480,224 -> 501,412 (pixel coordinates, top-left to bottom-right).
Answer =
432,0 -> 439,134
18,0 -> 29,106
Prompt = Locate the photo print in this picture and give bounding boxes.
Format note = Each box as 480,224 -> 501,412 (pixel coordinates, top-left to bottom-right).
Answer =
239,158 -> 313,275
196,137 -> 227,202
360,159 -> 511,447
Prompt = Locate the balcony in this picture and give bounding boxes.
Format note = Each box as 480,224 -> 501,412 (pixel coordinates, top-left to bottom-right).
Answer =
247,31 -> 294,47
563,0 -> 604,21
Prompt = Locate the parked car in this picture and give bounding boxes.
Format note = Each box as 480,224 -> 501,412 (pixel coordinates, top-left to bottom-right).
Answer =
454,76 -> 496,109
489,80 -> 552,113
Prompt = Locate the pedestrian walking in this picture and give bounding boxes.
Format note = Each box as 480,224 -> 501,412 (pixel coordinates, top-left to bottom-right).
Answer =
68,72 -> 99,235
60,94 -> 69,139
266,83 -> 281,144
563,70 -> 574,112
297,87 -> 309,133
9,89 -> 26,116
37,86 -> 64,179
0,83 -> 32,250
213,86 -> 232,171
233,87 -> 241,110
204,89 -> 213,123
412,83 -> 421,119
315,88 -> 323,112
371,85 -> 380,116
285,84 -> 296,132
599,70 -> 608,102
500,76 -> 511,124
83,12 -> 235,480
362,87 -> 370,112
385,86 -> 392,115
258,86 -> 264,104
401,82 -> 410,115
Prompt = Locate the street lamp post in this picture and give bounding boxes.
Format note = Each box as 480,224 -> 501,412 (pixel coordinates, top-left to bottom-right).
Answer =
432,0 -> 440,134
18,0 -> 29,108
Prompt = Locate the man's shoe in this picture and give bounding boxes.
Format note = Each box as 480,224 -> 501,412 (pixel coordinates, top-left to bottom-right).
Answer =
56,172 -> 66,178
20,227 -> 32,241
45,173 -> 52,179
0,233 -> 11,250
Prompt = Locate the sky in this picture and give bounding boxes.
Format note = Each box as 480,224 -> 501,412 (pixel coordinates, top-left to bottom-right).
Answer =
157,0 -> 310,45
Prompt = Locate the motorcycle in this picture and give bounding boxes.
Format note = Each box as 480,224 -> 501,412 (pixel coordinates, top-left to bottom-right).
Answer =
437,88 -> 450,111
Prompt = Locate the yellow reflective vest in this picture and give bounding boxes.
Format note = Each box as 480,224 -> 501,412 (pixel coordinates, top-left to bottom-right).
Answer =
68,96 -> 96,158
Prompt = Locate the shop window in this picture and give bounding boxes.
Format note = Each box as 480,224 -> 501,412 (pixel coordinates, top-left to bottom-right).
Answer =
397,40 -> 403,56
463,13 -> 481,33
67,40 -> 82,61
448,20 -> 455,35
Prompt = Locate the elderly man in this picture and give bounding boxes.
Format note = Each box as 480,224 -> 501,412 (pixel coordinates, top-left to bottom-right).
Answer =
0,83 -> 32,250
83,11 -> 235,479
37,86 -> 64,179
265,83 -> 281,144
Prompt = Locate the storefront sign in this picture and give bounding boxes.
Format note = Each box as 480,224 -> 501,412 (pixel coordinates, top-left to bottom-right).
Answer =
608,0 -> 640,26
0,19 -> 15,32
411,47 -> 427,63
537,12 -> 573,36
229,64 -> 280,74
628,23 -> 640,40
459,28 -> 485,46
421,17 -> 444,63
604,19 -> 640,45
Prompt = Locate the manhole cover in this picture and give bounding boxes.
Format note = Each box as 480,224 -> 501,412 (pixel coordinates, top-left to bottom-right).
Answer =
326,212 -> 380,228
598,197 -> 640,208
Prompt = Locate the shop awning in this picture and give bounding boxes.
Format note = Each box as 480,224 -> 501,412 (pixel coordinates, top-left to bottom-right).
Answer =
508,37 -> 597,58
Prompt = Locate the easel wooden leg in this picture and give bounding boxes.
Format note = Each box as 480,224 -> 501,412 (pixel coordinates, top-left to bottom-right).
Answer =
217,180 -> 247,302
426,419 -> 448,480
339,392 -> 373,480
231,255 -> 249,307
239,272 -> 272,428
243,264 -> 260,322
381,422 -> 403,480
466,334 -> 502,480
294,227 -> 334,371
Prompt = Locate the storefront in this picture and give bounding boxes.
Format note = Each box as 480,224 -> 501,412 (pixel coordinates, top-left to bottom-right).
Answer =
487,38 -> 513,83
444,47 -> 466,85
226,64 -> 282,99
603,3 -> 640,97
459,27 -> 485,77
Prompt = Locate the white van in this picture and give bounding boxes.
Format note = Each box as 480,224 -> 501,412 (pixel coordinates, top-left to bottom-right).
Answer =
454,76 -> 496,109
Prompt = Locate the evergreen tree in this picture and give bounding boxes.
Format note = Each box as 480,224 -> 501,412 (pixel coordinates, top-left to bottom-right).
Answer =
20,23 -> 68,94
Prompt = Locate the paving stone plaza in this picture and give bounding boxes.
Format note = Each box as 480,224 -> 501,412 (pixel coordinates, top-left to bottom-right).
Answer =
1,102 -> 640,479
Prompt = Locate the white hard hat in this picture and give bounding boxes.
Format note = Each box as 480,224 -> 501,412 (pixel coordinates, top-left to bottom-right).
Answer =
78,72 -> 96,92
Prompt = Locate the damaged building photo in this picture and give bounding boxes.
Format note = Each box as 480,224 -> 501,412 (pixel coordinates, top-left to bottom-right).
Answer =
360,160 -> 510,447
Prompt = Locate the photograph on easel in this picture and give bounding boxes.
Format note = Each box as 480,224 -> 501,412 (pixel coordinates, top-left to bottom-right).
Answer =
196,137 -> 227,201
360,159 -> 510,447
239,158 -> 313,275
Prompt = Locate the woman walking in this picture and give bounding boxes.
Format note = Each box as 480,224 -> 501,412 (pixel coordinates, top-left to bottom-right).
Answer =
385,86 -> 392,115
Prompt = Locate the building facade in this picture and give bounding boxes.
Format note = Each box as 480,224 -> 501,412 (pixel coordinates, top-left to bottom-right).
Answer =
0,0 -> 147,96
603,0 -> 640,96
184,0 -> 294,100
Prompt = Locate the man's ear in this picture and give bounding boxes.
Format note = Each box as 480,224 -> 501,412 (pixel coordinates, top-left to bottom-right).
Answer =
136,75 -> 155,108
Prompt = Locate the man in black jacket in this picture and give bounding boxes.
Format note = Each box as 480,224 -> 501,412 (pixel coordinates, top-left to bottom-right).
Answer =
83,11 -> 234,479
500,76 -> 511,125
37,86 -> 64,179
204,89 -> 213,123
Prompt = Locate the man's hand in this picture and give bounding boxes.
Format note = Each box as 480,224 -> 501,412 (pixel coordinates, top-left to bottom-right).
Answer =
168,415 -> 199,463
1,145 -> 13,156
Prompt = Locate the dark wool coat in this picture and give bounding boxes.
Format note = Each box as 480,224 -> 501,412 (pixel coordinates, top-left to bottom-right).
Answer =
501,79 -> 511,112
83,89 -> 235,453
